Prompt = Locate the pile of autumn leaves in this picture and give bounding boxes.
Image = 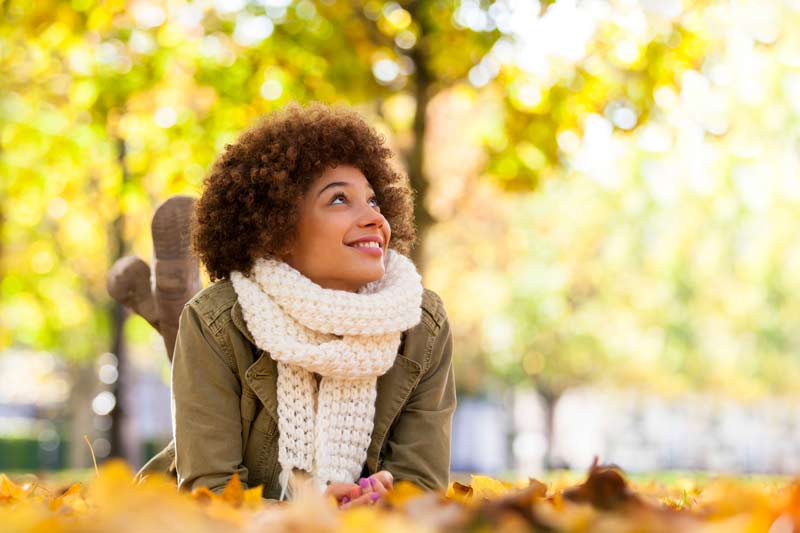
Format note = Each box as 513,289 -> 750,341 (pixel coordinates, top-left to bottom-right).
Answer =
3,459 -> 800,532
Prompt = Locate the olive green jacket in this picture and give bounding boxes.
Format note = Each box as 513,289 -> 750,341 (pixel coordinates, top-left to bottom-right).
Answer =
136,280 -> 456,500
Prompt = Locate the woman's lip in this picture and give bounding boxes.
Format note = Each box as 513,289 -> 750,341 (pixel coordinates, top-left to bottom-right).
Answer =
347,244 -> 383,257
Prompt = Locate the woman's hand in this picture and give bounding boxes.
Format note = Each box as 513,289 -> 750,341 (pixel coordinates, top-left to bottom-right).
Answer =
367,470 -> 394,492
323,481 -> 361,505
325,471 -> 394,509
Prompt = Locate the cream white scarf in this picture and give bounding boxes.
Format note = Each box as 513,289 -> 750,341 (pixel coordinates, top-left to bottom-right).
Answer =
230,249 -> 423,499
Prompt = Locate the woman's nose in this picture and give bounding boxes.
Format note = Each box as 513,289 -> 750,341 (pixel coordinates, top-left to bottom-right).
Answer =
356,203 -> 384,228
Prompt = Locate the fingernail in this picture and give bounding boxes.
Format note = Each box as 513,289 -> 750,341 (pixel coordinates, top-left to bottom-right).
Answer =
350,486 -> 361,499
359,478 -> 370,489
369,478 -> 376,489
341,496 -> 349,504
370,492 -> 380,502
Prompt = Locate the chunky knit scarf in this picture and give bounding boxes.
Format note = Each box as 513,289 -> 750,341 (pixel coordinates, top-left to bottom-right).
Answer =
230,249 -> 423,500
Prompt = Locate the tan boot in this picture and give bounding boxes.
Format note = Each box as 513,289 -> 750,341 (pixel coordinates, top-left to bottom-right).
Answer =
107,256 -> 160,331
152,195 -> 201,361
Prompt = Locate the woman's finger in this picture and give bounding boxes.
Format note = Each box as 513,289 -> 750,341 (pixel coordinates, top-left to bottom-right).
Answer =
324,482 -> 361,504
370,470 -> 394,491
339,490 -> 380,509
367,476 -> 389,496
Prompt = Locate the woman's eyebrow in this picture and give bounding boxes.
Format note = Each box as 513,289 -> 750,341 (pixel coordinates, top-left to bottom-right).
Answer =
316,181 -> 376,197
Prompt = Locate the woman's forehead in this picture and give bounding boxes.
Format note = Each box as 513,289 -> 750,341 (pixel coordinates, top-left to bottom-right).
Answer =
312,165 -> 374,192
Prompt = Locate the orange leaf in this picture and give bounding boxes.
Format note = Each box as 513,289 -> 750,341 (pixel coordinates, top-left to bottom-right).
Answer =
221,472 -> 244,507
190,486 -> 217,506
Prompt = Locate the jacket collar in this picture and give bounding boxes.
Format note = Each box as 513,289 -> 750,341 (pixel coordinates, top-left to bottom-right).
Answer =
232,299 -> 281,426
231,299 -> 255,344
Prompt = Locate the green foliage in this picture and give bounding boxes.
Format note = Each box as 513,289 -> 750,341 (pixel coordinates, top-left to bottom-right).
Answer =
0,0 -> 726,406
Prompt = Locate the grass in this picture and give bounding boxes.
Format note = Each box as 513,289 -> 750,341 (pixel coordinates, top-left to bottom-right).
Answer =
4,468 -> 95,489
454,469 -> 792,488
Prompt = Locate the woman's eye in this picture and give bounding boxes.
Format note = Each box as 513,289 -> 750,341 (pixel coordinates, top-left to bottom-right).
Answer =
329,193 -> 379,208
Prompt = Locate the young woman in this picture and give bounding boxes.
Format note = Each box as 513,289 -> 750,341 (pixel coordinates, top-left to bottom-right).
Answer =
137,103 -> 456,507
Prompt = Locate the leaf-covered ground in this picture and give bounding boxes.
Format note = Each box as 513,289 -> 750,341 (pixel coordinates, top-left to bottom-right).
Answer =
2,459 -> 799,532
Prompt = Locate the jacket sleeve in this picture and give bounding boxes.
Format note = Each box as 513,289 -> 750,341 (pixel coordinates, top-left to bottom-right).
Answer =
171,303 -> 249,493
379,305 -> 457,490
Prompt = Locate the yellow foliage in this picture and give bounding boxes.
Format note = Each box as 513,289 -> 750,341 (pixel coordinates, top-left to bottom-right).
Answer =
384,480 -> 424,507
469,474 -> 513,500
1,473 -> 32,502
3,461 -> 800,532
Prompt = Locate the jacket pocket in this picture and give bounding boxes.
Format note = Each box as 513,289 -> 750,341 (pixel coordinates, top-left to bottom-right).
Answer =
240,388 -> 258,455
243,407 -> 280,495
369,354 -> 422,473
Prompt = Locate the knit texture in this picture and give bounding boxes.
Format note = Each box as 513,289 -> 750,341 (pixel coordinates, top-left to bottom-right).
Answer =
230,249 -> 423,499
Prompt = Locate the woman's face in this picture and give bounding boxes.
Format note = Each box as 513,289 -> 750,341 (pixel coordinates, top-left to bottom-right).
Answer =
283,164 -> 391,292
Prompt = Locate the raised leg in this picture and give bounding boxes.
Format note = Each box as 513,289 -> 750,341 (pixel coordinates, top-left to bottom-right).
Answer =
151,195 -> 202,361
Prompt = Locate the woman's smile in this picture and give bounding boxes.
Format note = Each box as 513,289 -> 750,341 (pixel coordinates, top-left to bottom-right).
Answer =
346,235 -> 384,257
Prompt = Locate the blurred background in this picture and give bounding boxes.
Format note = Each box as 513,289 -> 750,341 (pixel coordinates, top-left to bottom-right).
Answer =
2,0 -> 800,479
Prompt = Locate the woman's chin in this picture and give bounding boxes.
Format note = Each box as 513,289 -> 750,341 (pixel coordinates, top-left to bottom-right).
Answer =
351,266 -> 386,288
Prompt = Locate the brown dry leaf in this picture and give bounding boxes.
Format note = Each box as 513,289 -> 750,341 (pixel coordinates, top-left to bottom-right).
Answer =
528,477 -> 548,498
484,480 -> 547,524
562,458 -> 642,511
534,498 -> 599,531
445,481 -> 473,504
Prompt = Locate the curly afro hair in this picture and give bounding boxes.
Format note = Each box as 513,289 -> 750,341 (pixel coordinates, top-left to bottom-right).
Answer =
192,102 -> 417,281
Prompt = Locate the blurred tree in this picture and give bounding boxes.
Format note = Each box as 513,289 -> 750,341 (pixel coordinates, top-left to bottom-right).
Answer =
1,0 -> 714,464
426,0 -> 800,468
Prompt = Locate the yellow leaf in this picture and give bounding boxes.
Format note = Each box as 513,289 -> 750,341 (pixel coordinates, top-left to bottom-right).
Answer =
385,480 -> 424,507
469,475 -> 510,500
48,483 -> 83,512
338,506 -> 389,531
96,459 -> 135,484
65,492 -> 89,514
84,459 -> 135,508
446,481 -> 473,504
0,473 -> 27,501
243,485 -> 264,509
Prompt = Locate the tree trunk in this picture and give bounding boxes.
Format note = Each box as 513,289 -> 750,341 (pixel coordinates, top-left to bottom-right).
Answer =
108,136 -> 131,462
406,1 -> 433,269
67,363 -> 96,468
539,389 -> 561,470
108,301 -> 128,459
